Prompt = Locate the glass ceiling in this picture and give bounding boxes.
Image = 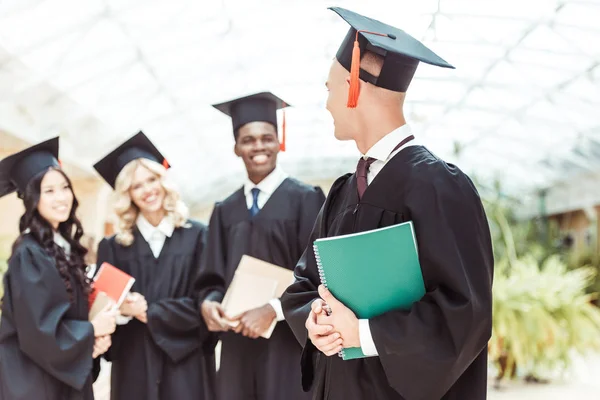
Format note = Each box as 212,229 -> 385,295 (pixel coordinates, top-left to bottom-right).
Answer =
0,0 -> 599,210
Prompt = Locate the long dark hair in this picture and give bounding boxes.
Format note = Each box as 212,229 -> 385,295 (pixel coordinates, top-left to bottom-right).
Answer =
11,167 -> 92,300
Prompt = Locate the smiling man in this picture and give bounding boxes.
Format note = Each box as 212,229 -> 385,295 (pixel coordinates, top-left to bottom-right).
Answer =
196,92 -> 326,399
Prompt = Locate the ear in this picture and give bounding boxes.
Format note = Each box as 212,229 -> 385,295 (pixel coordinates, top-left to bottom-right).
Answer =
233,142 -> 241,157
344,75 -> 362,91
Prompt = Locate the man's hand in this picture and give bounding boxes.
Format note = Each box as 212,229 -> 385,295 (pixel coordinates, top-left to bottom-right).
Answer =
232,304 -> 276,339
316,285 -> 360,349
306,298 -> 343,356
201,300 -> 230,332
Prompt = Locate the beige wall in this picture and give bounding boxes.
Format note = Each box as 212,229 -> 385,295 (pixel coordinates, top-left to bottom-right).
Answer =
551,209 -> 597,254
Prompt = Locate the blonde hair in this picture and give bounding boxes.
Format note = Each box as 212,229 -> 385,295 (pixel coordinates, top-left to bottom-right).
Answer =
112,158 -> 189,246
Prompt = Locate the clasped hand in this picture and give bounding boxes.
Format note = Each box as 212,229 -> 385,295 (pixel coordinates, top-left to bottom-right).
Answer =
201,301 -> 277,339
305,285 -> 360,356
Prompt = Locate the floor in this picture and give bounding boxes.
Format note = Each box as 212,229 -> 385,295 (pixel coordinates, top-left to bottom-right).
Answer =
93,353 -> 600,399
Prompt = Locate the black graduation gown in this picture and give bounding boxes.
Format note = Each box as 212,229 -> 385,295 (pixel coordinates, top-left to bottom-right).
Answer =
0,235 -> 96,400
282,145 -> 494,400
197,177 -> 326,400
96,220 -> 216,400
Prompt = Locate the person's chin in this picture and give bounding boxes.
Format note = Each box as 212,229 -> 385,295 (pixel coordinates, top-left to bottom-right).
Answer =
249,164 -> 276,179
140,202 -> 164,214
333,129 -> 352,141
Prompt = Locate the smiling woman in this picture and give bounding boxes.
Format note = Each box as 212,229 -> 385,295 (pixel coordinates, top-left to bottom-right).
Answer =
92,131 -> 217,400
112,158 -> 188,247
0,137 -> 116,400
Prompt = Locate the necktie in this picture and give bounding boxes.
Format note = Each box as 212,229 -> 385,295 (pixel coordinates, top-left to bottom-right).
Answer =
249,188 -> 260,217
356,134 -> 415,199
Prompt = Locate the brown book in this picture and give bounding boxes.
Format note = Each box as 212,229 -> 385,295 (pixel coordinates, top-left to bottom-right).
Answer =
221,255 -> 295,339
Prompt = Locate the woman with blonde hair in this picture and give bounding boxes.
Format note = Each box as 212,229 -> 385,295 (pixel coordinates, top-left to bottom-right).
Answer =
93,132 -> 216,400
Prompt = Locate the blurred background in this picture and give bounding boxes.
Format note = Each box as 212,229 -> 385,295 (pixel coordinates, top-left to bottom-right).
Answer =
1,0 -> 600,398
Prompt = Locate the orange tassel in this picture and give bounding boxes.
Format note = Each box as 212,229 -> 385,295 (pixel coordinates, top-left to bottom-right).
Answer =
57,159 -> 63,167
347,30 -> 393,108
162,159 -> 170,169
280,102 -> 287,152
347,35 -> 361,108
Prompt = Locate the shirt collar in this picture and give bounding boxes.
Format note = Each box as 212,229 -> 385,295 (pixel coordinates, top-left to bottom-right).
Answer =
53,232 -> 71,254
136,213 -> 175,242
244,165 -> 289,197
363,124 -> 414,162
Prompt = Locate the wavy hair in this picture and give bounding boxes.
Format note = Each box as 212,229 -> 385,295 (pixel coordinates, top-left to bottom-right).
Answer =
112,158 -> 189,246
11,167 -> 92,301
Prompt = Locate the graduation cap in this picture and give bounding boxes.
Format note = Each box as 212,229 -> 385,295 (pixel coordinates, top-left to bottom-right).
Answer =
212,92 -> 290,151
330,7 -> 455,107
0,137 -> 60,199
93,131 -> 169,189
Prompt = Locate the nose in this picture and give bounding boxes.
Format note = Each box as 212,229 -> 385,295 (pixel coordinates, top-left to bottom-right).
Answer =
55,189 -> 68,202
253,139 -> 266,151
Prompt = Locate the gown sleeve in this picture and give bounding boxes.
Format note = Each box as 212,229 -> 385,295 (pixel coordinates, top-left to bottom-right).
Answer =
281,204 -> 328,390
367,175 -> 494,400
9,243 -> 95,390
297,187 -> 326,251
146,226 -> 216,363
195,203 -> 228,303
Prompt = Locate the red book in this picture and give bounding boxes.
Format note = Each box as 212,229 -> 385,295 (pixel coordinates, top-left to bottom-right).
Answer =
89,262 -> 135,310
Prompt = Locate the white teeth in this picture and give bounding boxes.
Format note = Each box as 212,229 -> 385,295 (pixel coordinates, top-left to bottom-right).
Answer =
253,154 -> 268,164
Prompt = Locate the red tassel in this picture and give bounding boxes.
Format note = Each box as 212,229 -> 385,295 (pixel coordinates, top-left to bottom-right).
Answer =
162,159 -> 170,169
347,30 -> 393,108
280,102 -> 287,152
57,159 -> 63,168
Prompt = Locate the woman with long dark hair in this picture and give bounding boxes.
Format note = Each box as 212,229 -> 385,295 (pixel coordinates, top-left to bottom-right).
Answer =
93,131 -> 216,400
0,137 -> 117,400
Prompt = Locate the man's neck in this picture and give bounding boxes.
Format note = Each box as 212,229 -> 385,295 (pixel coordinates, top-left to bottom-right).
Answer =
354,113 -> 407,155
248,166 -> 276,185
141,209 -> 166,227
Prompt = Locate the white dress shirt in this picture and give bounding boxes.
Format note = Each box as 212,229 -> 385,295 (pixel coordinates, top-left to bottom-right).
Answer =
358,124 -> 418,357
136,214 -> 175,258
53,232 -> 71,257
243,166 -> 289,322
117,214 -> 175,325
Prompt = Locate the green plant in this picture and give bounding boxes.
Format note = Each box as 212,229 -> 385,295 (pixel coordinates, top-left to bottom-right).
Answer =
567,250 -> 600,305
479,184 -> 600,383
489,254 -> 600,381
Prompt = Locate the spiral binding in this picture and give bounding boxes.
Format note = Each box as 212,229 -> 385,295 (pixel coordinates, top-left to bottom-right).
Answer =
314,243 -> 327,287
313,243 -> 346,359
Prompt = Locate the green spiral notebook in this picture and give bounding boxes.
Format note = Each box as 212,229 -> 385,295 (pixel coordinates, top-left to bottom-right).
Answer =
313,221 -> 425,360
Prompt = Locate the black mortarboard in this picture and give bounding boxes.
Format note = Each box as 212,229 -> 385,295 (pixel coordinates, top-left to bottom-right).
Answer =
330,7 -> 455,107
212,91 -> 290,151
93,131 -> 169,189
0,137 -> 60,198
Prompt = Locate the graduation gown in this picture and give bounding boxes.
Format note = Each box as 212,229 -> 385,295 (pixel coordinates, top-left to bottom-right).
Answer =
96,220 -> 216,400
0,235 -> 96,400
282,145 -> 494,400
197,177 -> 326,400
